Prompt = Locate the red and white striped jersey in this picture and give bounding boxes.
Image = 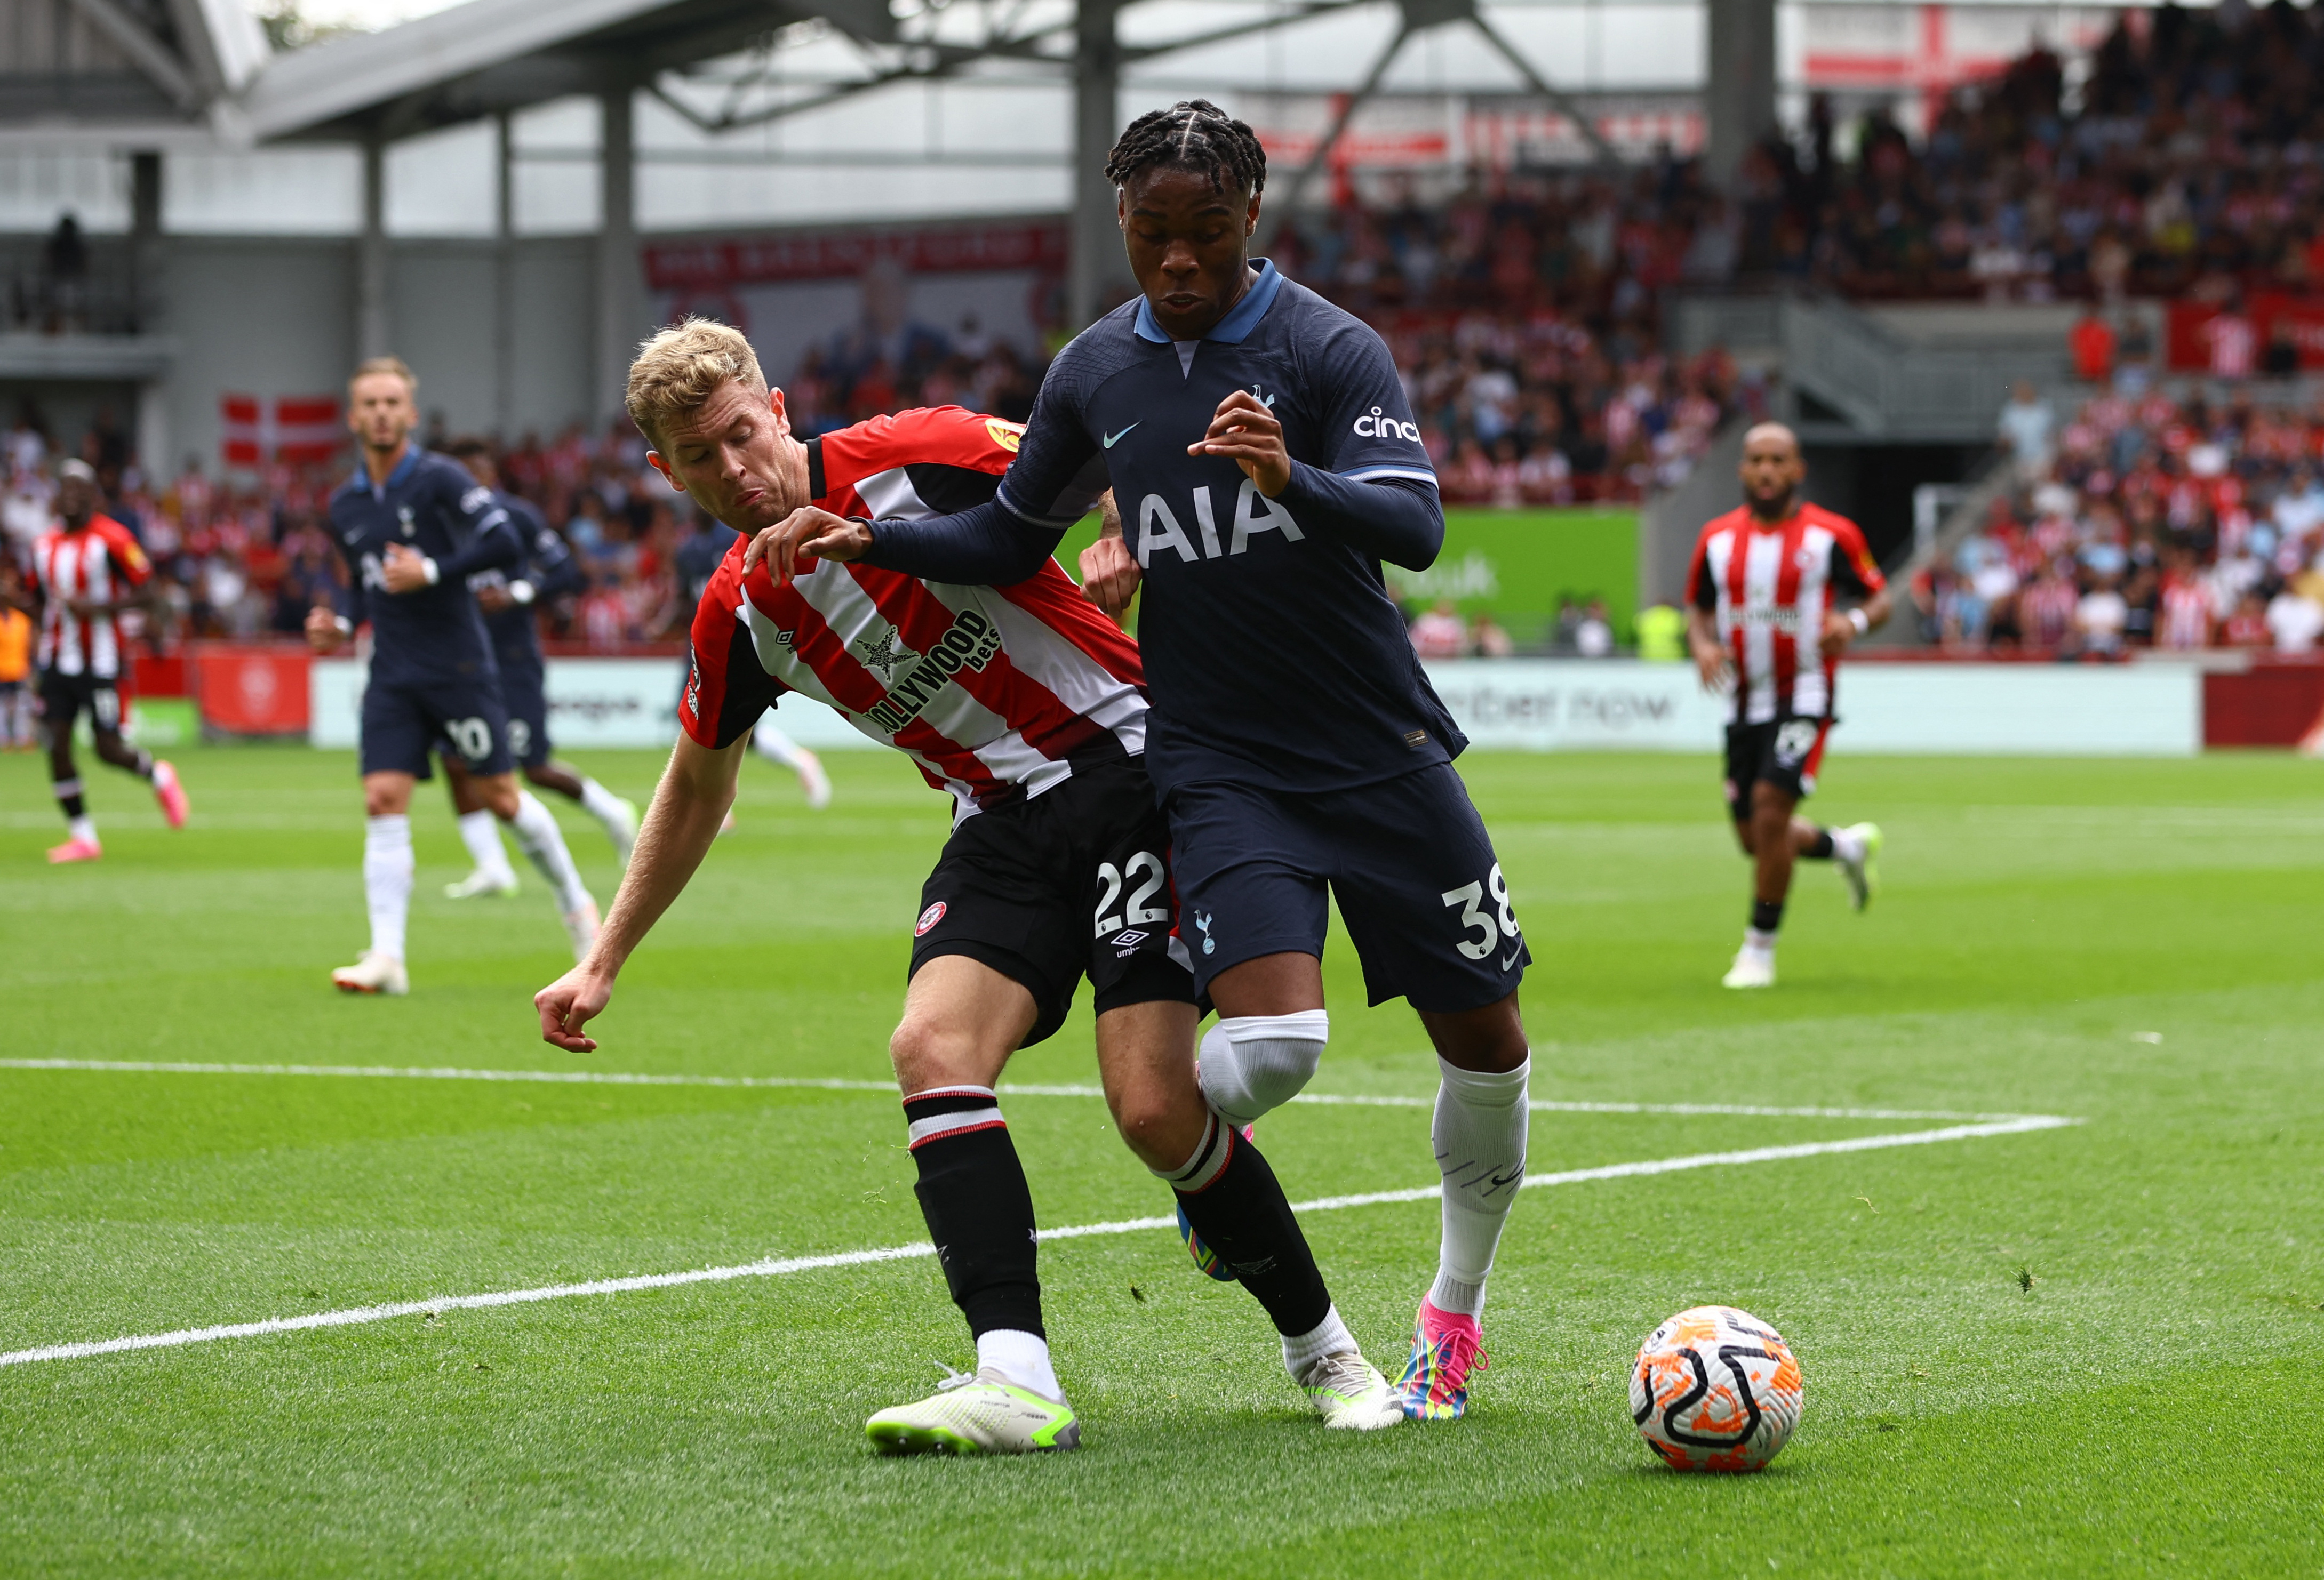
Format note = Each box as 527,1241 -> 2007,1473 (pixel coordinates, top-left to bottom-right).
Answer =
2158,577 -> 2213,650
31,513 -> 151,680
681,406 -> 1148,819
1688,502 -> 1884,724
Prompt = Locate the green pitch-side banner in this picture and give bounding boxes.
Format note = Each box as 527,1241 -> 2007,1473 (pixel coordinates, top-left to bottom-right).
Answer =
1058,506 -> 1639,647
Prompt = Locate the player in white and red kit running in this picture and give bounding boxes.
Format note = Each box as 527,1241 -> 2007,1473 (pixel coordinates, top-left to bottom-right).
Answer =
20,459 -> 188,862
1687,424 -> 1892,988
533,319 -> 1401,1455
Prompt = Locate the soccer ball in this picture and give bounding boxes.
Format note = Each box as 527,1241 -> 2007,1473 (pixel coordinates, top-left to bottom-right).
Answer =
1629,1305 -> 1802,1472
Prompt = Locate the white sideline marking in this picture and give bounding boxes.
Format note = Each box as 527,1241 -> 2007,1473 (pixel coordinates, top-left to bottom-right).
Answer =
0,1060 -> 2016,1123
0,1115 -> 2074,1369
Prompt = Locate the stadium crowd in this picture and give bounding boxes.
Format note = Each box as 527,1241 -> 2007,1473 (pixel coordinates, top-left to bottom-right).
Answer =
1919,378 -> 2324,654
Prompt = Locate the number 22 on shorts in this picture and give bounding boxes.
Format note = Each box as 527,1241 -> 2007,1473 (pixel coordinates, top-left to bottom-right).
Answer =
1441,862 -> 1520,961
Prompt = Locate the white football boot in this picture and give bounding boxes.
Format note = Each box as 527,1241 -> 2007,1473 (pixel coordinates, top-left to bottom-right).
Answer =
561,898 -> 601,962
1835,822 -> 1883,912
331,952 -> 409,996
1722,947 -> 1776,990
865,1366 -> 1080,1455
444,869 -> 519,900
1296,1351 -> 1405,1431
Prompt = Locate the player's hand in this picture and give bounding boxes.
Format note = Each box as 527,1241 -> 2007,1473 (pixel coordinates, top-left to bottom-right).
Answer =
1691,635 -> 1734,693
1818,610 -> 1857,658
1191,390 -> 1292,496
1079,533 -> 1140,622
536,965 -> 614,1053
65,598 -> 103,621
380,542 -> 432,593
741,507 -> 873,586
474,584 -> 514,614
304,604 -> 347,653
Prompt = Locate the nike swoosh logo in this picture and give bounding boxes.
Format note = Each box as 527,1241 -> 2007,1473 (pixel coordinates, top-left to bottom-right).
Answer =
1500,948 -> 1523,971
1103,424 -> 1139,448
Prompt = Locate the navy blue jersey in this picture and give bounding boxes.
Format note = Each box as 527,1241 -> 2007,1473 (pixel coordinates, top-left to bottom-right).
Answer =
866,261 -> 1460,795
468,493 -> 580,679
328,447 -> 522,686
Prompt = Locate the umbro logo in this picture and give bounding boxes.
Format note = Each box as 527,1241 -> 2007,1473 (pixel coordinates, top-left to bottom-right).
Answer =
1103,424 -> 1139,448
1112,928 -> 1148,957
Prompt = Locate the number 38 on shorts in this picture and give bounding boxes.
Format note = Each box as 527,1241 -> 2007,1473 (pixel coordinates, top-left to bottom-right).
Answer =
1441,862 -> 1521,961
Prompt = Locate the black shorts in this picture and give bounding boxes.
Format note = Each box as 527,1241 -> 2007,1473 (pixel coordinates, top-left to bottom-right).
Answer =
1165,763 -> 1529,1014
1724,716 -> 1833,820
911,753 -> 1197,1049
36,669 -> 126,736
361,676 -> 511,780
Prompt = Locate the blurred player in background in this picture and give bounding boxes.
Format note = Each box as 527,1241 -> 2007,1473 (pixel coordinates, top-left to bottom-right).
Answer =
19,459 -> 187,862
674,512 -> 832,822
758,102 -> 1532,1425
435,436 -> 640,899
306,357 -> 597,996
537,320 -> 1402,1454
0,562 -> 31,749
1686,423 -> 1891,990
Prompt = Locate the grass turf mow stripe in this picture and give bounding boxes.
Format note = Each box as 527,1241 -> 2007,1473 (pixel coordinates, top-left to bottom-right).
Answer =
0,1114 -> 2074,1370
0,1059 -> 2036,1123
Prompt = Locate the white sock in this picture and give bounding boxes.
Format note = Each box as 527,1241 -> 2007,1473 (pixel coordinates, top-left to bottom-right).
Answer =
976,1328 -> 1063,1402
752,721 -> 804,769
454,809 -> 517,885
506,790 -> 591,914
66,814 -> 98,846
1429,1055 -> 1531,1318
1196,1010 -> 1330,1129
1149,1108 -> 1234,1192
1280,1303 -> 1356,1381
1829,825 -> 1865,863
1744,926 -> 1778,954
577,775 -> 628,830
363,814 -> 413,961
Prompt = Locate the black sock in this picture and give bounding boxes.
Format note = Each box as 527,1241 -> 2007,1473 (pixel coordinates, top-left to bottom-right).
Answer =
1751,897 -> 1785,933
1801,827 -> 1834,860
1167,1117 -> 1332,1338
904,1086 -> 1043,1340
52,776 -> 85,820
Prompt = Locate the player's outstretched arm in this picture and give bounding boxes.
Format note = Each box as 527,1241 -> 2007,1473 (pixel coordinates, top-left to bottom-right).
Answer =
535,732 -> 745,1050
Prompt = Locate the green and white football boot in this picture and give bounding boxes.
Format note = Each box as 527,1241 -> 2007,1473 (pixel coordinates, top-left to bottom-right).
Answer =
1296,1351 -> 1405,1431
865,1366 -> 1081,1455
1836,821 -> 1883,912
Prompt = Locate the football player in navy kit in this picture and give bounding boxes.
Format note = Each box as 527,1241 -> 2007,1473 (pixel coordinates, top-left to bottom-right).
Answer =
305,357 -> 600,996
747,102 -> 1534,1422
433,436 -> 641,897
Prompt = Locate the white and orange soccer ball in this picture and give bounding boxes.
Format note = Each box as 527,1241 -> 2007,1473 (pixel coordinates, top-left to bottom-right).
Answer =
1629,1305 -> 1803,1472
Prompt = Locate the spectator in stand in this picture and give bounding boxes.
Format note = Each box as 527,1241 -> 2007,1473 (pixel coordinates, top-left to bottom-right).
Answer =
2206,298 -> 2258,383
2070,307 -> 2117,386
0,561 -> 29,747
1409,599 -> 1467,659
2224,592 -> 2273,648
2265,580 -> 2324,652
1998,381 -> 2057,484
1467,609 -> 1515,659
1575,599 -> 1616,657
2158,549 -> 2215,649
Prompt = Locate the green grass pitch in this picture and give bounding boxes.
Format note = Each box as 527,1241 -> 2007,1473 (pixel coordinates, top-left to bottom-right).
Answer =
2,743 -> 2320,1577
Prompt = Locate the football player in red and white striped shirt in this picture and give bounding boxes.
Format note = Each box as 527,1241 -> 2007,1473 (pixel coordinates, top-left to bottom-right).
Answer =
20,459 -> 188,862
1686,424 -> 1891,989
533,320 -> 1397,1452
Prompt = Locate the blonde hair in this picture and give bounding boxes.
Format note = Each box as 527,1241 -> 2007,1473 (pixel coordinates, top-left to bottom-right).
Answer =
349,355 -> 418,396
626,317 -> 767,449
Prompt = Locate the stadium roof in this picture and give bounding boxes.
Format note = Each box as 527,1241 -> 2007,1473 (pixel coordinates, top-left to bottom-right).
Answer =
0,0 -> 266,135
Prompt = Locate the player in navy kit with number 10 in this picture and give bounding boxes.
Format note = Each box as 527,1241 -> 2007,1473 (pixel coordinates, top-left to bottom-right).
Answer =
749,101 -> 1534,1422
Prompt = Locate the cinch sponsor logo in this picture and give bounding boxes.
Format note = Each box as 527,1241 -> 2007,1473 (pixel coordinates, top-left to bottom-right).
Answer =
1135,478 -> 1304,567
1353,406 -> 1421,442
864,607 -> 1004,734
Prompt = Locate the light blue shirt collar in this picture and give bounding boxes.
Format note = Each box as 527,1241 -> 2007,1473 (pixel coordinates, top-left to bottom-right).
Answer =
357,443 -> 424,499
1132,259 -> 1284,346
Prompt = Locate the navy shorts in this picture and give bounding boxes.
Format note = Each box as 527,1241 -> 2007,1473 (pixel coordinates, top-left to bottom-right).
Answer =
1165,763 -> 1529,1013
361,676 -> 511,779
495,662 -> 550,768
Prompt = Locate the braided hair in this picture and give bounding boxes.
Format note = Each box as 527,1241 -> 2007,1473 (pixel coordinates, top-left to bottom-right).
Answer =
1104,100 -> 1267,197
